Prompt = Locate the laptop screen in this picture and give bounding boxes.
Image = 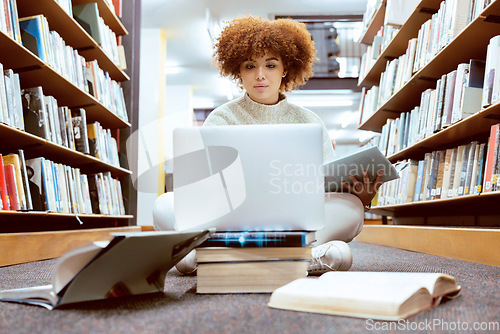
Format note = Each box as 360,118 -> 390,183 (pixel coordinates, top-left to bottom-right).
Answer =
173,124 -> 325,232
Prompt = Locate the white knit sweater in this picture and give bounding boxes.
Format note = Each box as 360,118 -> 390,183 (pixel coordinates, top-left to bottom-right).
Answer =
203,93 -> 335,162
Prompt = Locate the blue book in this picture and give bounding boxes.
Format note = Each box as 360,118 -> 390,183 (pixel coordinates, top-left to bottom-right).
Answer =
19,15 -> 46,62
200,231 -> 316,247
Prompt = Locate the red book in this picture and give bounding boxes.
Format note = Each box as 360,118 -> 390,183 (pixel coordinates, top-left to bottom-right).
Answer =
0,154 -> 9,209
4,164 -> 20,210
482,123 -> 500,192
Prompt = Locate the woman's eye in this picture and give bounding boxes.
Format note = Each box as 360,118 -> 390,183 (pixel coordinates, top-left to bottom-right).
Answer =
267,64 -> 276,68
246,64 -> 255,69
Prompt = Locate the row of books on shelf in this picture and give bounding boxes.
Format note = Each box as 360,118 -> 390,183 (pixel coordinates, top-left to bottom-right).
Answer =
1,11 -> 128,121
73,3 -> 123,68
1,0 -> 124,69
359,0 -> 493,84
196,231 -> 315,294
359,24 -> 399,80
0,151 -> 126,215
18,13 -> 127,119
1,76 -> 121,167
376,123 -> 500,206
361,0 -> 383,32
371,58 -> 487,156
361,32 -> 500,127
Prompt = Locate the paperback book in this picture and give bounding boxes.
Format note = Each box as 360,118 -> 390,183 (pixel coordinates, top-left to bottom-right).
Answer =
0,230 -> 213,309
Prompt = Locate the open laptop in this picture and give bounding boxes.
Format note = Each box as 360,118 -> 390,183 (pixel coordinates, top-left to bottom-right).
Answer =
172,124 -> 324,232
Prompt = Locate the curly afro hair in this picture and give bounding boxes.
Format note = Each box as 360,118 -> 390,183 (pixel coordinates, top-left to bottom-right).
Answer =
213,15 -> 317,92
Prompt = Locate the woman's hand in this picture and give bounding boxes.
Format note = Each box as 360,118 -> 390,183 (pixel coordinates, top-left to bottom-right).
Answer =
341,170 -> 384,207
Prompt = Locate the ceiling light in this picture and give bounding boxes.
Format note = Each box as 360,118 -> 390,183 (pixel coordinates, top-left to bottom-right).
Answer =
164,66 -> 180,74
287,97 -> 354,107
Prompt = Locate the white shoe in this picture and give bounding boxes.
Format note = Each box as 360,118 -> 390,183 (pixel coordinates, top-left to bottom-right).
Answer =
307,241 -> 352,276
175,249 -> 197,275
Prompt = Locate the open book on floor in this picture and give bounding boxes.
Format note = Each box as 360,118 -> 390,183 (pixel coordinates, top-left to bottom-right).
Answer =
0,230 -> 213,310
324,146 -> 399,192
268,271 -> 461,321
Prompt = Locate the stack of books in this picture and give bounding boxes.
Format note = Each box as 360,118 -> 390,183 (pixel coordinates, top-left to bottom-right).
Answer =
196,231 -> 315,294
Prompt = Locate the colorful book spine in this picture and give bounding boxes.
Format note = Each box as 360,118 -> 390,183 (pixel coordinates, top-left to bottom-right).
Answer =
200,231 -> 316,248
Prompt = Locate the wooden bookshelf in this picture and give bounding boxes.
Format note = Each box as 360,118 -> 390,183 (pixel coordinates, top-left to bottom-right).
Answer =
359,0 -> 386,45
359,0 -> 500,132
356,0 -> 500,261
370,192 -> 500,217
387,102 -> 500,162
357,225 -> 500,266
0,226 -> 140,266
0,30 -> 130,129
0,124 -> 131,177
73,0 -> 128,36
0,0 -> 136,242
358,0 -> 441,87
16,0 -> 129,81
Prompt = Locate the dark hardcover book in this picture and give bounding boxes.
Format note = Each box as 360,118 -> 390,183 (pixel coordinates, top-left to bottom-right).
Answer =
25,157 -> 48,211
199,231 -> 316,248
87,173 -> 100,214
71,108 -> 90,154
72,3 -> 102,44
467,59 -> 486,88
21,86 -> 49,139
17,149 -> 33,211
18,15 -> 46,62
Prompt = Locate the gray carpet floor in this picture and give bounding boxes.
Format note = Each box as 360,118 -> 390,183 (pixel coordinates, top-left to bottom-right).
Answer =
0,241 -> 498,334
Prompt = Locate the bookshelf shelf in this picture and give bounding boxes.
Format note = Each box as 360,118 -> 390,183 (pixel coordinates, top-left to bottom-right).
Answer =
356,0 -> 500,240
359,1 -> 500,132
370,192 -> 500,217
387,102 -> 500,162
358,0 -> 441,87
73,0 -> 128,36
16,0 -> 129,82
0,30 -> 129,129
0,123 -> 131,177
0,0 -> 136,238
359,0 -> 386,45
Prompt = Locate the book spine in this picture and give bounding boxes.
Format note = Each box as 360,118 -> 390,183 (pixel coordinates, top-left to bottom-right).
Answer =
4,163 -> 20,210
0,154 -> 9,209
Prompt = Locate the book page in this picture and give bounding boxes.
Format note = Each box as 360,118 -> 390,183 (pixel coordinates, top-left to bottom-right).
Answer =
58,230 -> 212,306
269,271 -> 459,320
0,285 -> 57,309
319,271 -> 458,297
52,241 -> 109,293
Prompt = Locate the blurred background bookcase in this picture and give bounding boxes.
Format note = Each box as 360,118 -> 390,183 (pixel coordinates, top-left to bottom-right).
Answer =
0,0 -> 142,266
355,0 -> 500,266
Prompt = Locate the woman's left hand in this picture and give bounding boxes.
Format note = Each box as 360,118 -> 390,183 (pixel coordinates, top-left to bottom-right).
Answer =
341,170 -> 384,207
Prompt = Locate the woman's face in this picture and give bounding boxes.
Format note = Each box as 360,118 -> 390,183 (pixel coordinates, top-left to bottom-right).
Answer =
239,53 -> 286,105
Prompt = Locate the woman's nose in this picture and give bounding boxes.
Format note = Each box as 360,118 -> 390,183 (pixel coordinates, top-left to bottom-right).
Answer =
256,67 -> 265,80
